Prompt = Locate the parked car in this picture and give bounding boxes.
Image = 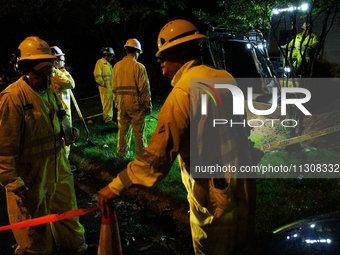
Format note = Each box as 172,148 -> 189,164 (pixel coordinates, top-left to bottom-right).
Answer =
253,211 -> 340,255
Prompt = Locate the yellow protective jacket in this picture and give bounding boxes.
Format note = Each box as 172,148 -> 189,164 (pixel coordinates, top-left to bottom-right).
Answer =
108,57 -> 252,193
108,58 -> 250,192
108,59 -> 256,254
0,76 -> 86,254
0,76 -> 67,188
288,32 -> 319,65
288,32 -> 319,49
51,66 -> 75,119
93,57 -> 114,122
112,56 -> 151,111
93,58 -> 113,88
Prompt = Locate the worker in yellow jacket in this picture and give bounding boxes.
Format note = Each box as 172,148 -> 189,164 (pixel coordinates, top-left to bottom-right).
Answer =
281,22 -> 319,69
98,20 -> 258,254
0,36 -> 95,255
93,47 -> 116,125
51,46 -> 75,159
112,38 -> 152,158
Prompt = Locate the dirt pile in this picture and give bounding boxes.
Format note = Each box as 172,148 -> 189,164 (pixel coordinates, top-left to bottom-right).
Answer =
303,97 -> 340,148
248,97 -> 340,149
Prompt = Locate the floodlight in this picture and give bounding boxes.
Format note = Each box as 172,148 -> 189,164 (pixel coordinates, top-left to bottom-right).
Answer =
301,3 -> 309,11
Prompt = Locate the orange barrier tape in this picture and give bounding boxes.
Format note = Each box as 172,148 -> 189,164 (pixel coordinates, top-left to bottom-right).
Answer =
0,206 -> 99,232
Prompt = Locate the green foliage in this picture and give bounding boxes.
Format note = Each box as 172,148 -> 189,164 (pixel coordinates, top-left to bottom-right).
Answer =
0,0 -> 187,50
95,0 -> 169,24
194,0 -> 339,31
250,132 -> 268,148
195,0 -> 274,31
274,123 -> 290,134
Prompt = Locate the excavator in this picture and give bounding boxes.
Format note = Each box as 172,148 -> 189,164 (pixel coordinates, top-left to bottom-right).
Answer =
205,25 -> 327,118
205,27 -> 286,117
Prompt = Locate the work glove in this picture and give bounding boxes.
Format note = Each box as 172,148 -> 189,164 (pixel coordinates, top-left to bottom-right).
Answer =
72,127 -> 80,143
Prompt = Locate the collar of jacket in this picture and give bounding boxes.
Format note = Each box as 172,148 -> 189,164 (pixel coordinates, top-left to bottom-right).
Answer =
171,58 -> 202,87
102,57 -> 110,65
123,55 -> 135,60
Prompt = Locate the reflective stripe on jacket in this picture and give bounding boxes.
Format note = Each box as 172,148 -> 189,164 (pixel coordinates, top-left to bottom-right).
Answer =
0,77 -> 65,188
93,58 -> 112,87
288,32 -> 319,49
112,56 -> 151,110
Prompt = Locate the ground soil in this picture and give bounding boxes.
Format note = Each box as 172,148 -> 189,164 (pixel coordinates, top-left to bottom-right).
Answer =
248,97 -> 340,149
302,97 -> 340,148
1,89 -> 339,255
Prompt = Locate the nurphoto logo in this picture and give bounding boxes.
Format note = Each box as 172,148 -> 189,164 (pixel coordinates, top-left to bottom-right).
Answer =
190,78 -> 339,179
195,79 -> 311,129
199,83 -> 311,116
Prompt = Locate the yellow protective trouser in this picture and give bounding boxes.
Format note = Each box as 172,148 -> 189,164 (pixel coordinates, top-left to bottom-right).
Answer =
181,170 -> 256,255
6,173 -> 86,255
117,102 -> 146,158
62,94 -> 72,159
98,85 -> 113,122
64,114 -> 71,159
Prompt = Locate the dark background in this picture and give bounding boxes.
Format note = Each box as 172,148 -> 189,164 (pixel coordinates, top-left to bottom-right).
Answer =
0,1 -> 222,93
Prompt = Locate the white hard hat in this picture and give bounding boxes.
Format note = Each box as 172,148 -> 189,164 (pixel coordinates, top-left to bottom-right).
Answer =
51,46 -> 65,57
156,19 -> 207,57
124,38 -> 143,54
102,47 -> 115,55
18,36 -> 56,61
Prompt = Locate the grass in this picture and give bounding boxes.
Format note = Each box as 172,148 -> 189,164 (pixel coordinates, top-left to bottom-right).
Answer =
71,95 -> 188,205
70,92 -> 340,239
252,136 -> 340,236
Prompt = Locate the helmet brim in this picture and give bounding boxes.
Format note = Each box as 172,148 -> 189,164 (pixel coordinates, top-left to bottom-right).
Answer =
155,34 -> 207,57
20,54 -> 56,61
32,61 -> 54,71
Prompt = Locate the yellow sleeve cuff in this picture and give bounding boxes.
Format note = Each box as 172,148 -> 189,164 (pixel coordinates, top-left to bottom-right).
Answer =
108,176 -> 126,196
3,177 -> 25,191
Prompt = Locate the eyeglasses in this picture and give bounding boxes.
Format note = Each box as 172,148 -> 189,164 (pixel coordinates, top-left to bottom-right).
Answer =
158,52 -> 168,62
158,50 -> 173,61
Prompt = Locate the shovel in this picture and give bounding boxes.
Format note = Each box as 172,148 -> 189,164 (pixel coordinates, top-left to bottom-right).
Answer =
70,90 -> 96,146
